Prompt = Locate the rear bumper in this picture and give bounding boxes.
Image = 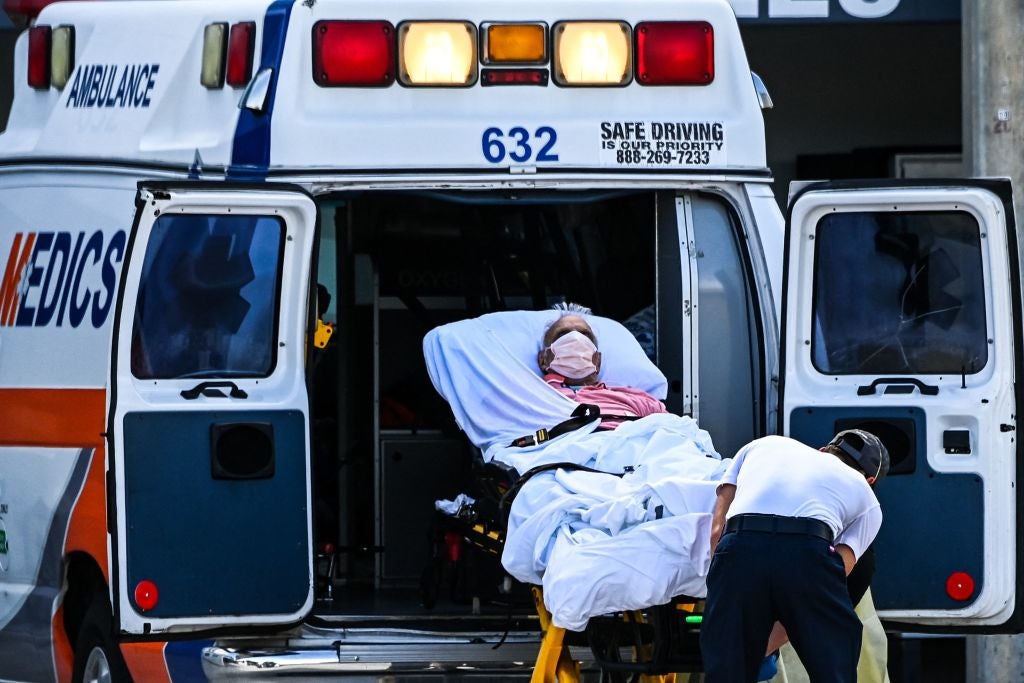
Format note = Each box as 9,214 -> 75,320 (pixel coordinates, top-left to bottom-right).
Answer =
201,626 -> 594,679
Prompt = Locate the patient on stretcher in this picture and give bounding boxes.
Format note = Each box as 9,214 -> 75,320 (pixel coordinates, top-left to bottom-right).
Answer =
424,307 -> 729,631
538,309 -> 667,430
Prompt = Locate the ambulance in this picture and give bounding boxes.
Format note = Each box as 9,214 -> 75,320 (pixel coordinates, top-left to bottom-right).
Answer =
0,0 -> 1019,679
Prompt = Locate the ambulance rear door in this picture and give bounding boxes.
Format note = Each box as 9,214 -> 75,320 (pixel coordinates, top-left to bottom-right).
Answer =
108,183 -> 318,634
780,179 -> 1023,630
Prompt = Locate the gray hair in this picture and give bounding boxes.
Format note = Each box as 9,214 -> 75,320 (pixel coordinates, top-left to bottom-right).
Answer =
550,301 -> 593,316
543,302 -> 597,346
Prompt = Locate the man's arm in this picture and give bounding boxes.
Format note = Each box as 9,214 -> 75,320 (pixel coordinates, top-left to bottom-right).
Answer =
834,504 -> 882,576
836,544 -> 856,575
709,483 -> 736,556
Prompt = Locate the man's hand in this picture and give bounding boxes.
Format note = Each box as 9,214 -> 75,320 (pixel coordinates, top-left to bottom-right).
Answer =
766,622 -> 788,654
709,483 -> 736,556
710,519 -> 725,556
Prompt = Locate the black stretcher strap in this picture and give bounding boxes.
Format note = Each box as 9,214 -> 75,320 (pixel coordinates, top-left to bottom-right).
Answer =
498,459 -> 629,526
508,403 -> 602,448
508,402 -> 641,449
499,402 -> 642,526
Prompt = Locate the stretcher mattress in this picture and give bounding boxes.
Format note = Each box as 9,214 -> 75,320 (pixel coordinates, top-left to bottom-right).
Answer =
424,310 -> 728,630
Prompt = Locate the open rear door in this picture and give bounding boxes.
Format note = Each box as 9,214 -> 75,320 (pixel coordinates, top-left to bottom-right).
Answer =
781,179 -> 1023,630
108,183 -> 317,634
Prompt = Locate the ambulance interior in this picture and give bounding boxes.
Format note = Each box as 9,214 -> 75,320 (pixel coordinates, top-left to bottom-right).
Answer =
307,189 -> 764,622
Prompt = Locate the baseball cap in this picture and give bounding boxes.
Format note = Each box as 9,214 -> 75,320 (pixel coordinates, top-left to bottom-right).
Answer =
828,429 -> 890,483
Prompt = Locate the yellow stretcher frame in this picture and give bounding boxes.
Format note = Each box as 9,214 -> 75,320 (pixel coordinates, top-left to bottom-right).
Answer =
456,519 -> 699,681
529,586 -> 687,683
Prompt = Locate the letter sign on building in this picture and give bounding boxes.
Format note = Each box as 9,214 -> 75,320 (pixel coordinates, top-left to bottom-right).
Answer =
728,0 -> 958,22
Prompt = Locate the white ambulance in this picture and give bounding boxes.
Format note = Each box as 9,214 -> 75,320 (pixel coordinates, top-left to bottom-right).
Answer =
0,0 -> 1019,679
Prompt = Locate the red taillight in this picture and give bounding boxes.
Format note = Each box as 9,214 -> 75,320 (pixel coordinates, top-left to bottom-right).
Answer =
481,68 -> 548,87
635,21 -> 714,86
946,571 -> 975,601
312,20 -> 395,87
134,579 -> 159,612
5,0 -> 58,24
27,24 -> 50,89
226,21 -> 255,87
444,531 -> 462,563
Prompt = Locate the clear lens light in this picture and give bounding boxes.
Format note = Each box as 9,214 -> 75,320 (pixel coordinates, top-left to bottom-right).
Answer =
400,22 -> 476,85
201,23 -> 227,88
50,25 -> 74,90
555,22 -> 631,85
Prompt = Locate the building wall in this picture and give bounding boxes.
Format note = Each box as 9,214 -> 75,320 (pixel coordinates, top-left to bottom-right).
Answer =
741,22 -> 962,202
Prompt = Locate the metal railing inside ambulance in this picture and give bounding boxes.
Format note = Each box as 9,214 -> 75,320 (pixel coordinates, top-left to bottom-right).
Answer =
310,19 -> 714,87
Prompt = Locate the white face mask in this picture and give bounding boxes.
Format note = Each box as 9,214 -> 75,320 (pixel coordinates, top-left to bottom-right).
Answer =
547,330 -> 598,380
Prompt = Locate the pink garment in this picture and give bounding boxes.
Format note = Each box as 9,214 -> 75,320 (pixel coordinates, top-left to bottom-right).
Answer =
544,373 -> 667,430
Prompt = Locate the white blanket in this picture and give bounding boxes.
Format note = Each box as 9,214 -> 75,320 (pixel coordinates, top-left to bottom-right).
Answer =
423,312 -> 728,631
502,413 -> 727,630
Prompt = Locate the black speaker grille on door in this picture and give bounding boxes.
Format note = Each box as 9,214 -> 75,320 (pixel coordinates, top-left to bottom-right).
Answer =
211,422 -> 275,479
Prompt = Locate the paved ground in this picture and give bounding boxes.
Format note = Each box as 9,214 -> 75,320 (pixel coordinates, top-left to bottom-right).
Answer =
888,635 -> 965,683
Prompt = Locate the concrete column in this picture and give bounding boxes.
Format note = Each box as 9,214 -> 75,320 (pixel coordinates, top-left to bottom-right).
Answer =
963,0 -> 1024,219
963,0 -> 1024,680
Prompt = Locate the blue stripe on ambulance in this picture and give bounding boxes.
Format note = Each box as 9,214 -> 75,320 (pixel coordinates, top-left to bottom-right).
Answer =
165,640 -> 213,682
227,0 -> 295,180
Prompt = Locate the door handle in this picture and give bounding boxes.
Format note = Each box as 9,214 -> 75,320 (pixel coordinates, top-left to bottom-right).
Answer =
181,381 -> 248,400
856,377 -> 938,396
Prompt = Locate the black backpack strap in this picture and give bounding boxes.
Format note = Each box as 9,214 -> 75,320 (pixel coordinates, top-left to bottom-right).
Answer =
508,403 -> 601,448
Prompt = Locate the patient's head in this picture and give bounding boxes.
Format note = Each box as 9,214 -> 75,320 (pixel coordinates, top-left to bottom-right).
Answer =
538,314 -> 603,384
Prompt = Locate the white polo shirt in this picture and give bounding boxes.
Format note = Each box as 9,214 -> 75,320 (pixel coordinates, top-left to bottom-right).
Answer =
720,435 -> 883,560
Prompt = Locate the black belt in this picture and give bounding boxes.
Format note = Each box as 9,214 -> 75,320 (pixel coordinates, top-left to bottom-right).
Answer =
725,514 -> 834,544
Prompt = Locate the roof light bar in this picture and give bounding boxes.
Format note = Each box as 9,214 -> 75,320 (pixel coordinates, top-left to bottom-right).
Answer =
50,25 -> 74,90
201,22 -> 227,89
398,21 -> 477,87
313,20 -> 395,87
226,21 -> 256,87
27,25 -> 50,89
482,23 -> 547,65
552,21 -> 631,87
635,21 -> 714,86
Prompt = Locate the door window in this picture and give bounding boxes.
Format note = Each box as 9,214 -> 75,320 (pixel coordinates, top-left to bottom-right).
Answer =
131,214 -> 284,379
811,211 -> 987,375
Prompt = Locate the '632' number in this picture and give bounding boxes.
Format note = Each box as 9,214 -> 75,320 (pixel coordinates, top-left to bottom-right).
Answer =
482,126 -> 559,164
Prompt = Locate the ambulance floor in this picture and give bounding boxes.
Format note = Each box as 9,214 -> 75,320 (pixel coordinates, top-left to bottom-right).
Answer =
309,584 -> 536,625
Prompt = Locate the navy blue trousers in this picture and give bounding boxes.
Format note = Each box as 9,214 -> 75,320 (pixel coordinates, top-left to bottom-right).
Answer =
700,530 -> 863,682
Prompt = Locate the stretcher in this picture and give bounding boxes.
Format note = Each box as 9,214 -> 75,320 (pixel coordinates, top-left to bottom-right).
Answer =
427,481 -> 706,682
423,310 -> 724,681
